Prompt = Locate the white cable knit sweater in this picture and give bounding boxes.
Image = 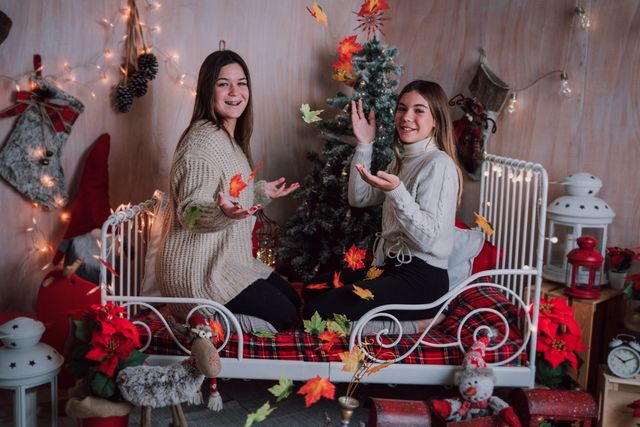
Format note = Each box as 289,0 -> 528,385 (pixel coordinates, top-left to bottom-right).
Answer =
157,121 -> 273,317
348,137 -> 458,268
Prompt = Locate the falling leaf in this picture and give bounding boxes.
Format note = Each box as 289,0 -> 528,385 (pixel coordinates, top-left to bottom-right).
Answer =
252,331 -> 276,339
352,285 -> 374,300
297,376 -> 336,407
244,401 -> 275,427
339,347 -> 364,372
317,330 -> 341,353
268,378 -> 294,402
333,271 -> 344,288
307,282 -> 329,290
229,174 -> 248,198
327,313 -> 350,337
300,104 -> 324,124
208,319 -> 225,345
337,35 -> 363,59
185,206 -> 202,230
98,257 -> 119,278
474,211 -> 494,237
344,244 -> 366,270
303,311 -> 327,335
306,2 -> 328,26
364,266 -> 383,280
248,160 -> 264,182
357,0 -> 390,17
332,56 -> 355,84
367,362 -> 393,375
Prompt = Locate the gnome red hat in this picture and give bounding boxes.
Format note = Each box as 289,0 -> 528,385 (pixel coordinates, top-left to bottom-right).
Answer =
463,336 -> 490,369
53,134 -> 111,265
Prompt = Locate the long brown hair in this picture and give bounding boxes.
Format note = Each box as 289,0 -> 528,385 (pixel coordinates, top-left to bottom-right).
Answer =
178,50 -> 254,164
391,80 -> 463,205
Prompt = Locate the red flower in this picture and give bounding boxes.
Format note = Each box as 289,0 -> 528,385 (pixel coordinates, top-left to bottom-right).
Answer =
85,330 -> 138,377
536,330 -> 586,369
536,297 -> 581,338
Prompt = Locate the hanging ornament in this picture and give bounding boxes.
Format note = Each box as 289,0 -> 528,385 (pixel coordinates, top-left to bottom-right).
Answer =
354,0 -> 391,39
111,0 -> 158,113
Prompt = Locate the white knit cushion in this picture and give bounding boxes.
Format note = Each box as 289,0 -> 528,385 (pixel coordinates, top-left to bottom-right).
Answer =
447,228 -> 484,290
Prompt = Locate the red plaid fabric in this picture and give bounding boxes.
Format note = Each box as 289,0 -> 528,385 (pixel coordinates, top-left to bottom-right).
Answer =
135,285 -> 527,366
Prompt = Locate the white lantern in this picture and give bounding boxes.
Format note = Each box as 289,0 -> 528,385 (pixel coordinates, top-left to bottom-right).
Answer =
542,172 -> 615,283
0,317 -> 64,427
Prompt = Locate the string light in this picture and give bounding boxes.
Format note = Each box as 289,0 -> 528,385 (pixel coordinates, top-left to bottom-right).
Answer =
575,6 -> 590,30
506,92 -> 517,114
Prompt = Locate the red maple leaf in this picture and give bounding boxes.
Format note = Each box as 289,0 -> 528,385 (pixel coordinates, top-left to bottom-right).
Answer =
229,174 -> 248,198
337,35 -> 363,59
317,330 -> 340,353
344,244 -> 366,270
297,376 -> 336,407
333,271 -> 344,288
357,0 -> 390,16
307,283 -> 329,290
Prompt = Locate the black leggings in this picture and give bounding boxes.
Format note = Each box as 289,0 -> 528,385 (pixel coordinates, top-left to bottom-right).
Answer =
302,257 -> 448,321
225,272 -> 301,331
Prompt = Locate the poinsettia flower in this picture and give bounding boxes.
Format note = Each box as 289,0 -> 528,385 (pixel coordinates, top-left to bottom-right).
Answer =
229,174 -> 248,198
333,271 -> 344,288
297,376 -> 336,407
85,330 -> 138,377
306,2 -> 328,26
357,0 -> 390,17
339,346 -> 365,372
352,285 -> 374,300
536,330 -> 586,369
535,297 -> 581,338
307,283 -> 329,290
317,330 -> 340,353
337,35 -> 363,59
344,244 -> 366,270
365,266 -> 383,280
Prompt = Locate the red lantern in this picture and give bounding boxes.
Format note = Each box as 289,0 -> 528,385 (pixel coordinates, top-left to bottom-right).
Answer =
565,235 -> 604,299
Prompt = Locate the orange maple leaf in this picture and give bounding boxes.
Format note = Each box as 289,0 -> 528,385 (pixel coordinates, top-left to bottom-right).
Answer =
364,266 -> 383,280
333,271 -> 344,288
306,2 -> 328,26
229,174 -> 248,198
344,244 -> 367,270
357,0 -> 390,17
331,57 -> 355,83
337,35 -> 363,59
307,283 -> 329,290
317,330 -> 340,353
352,285 -> 374,300
297,376 -> 336,407
474,211 -> 494,237
339,347 -> 364,372
247,160 -> 263,182
367,362 -> 393,375
208,319 -> 225,345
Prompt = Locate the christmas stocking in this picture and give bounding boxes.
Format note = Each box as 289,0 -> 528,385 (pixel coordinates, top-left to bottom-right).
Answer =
0,55 -> 84,210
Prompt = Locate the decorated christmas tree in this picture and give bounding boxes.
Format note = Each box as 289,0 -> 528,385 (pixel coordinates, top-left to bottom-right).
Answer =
278,3 -> 402,280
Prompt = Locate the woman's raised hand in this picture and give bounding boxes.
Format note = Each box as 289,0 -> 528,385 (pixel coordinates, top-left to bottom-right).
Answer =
266,177 -> 300,199
217,192 -> 261,219
351,99 -> 376,145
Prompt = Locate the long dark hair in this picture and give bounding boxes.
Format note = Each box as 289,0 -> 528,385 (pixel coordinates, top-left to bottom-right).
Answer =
391,80 -> 463,205
178,50 -> 254,164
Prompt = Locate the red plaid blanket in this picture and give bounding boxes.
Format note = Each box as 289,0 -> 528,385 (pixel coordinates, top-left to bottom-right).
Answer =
135,285 -> 527,366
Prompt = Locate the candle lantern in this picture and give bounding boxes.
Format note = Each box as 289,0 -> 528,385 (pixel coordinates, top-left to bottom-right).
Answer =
542,172 -> 615,283
565,235 -> 604,299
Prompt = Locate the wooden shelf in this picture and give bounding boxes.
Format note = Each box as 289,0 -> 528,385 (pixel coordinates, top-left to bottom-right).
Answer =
598,365 -> 640,426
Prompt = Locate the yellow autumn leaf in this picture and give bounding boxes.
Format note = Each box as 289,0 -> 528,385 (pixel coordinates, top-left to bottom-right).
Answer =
364,266 -> 383,280
474,211 -> 494,237
352,285 -> 374,300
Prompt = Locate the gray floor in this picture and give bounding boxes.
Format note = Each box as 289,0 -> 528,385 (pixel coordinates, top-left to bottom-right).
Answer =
0,379 -> 450,426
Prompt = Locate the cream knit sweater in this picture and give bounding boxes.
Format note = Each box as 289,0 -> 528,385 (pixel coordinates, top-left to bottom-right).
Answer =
157,121 -> 273,318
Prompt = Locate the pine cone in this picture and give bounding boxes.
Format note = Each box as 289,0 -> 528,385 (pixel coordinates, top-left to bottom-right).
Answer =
137,53 -> 159,81
129,71 -> 148,97
113,83 -> 134,113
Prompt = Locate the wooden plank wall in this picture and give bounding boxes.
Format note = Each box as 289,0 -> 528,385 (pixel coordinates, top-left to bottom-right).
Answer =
0,0 -> 638,312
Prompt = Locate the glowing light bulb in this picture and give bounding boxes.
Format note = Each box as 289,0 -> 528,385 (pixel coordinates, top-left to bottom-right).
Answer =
575,6 -> 590,30
104,48 -> 113,58
559,72 -> 572,97
101,18 -> 114,28
178,73 -> 186,86
506,92 -> 517,114
40,174 -> 55,188
60,211 -> 71,222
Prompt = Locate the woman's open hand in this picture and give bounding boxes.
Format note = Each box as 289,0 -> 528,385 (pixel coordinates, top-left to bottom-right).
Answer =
266,177 -> 300,199
354,163 -> 400,191
217,192 -> 261,219
351,99 -> 376,145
